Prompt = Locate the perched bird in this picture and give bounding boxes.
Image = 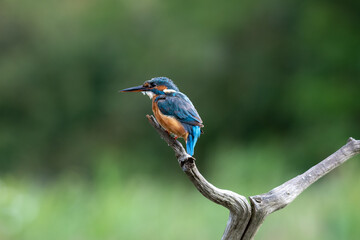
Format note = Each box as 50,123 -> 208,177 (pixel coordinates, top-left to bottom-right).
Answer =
120,77 -> 203,156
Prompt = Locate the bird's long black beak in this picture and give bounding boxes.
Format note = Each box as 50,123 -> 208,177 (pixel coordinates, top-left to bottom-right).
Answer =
119,85 -> 150,92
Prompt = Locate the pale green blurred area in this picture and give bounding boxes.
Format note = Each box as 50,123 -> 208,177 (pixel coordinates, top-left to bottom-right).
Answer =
1,0 -> 360,239
0,151 -> 359,240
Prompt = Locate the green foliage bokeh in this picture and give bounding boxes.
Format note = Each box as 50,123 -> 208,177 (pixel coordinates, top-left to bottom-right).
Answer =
0,0 -> 359,239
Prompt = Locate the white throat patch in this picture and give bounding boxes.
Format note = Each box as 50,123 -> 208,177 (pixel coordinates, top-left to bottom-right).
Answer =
142,91 -> 155,99
163,89 -> 176,94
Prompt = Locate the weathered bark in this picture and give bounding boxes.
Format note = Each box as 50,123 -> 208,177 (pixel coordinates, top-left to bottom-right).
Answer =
146,115 -> 360,240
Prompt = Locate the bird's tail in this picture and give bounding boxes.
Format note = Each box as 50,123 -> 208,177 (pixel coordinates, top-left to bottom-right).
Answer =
185,125 -> 201,156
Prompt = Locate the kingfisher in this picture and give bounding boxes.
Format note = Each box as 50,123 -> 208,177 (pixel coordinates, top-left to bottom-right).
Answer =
120,77 -> 203,156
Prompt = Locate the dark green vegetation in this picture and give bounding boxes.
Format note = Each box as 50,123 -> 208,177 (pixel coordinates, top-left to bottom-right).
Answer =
0,0 -> 359,239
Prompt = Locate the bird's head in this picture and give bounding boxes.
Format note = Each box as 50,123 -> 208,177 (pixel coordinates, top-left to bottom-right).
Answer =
120,77 -> 179,99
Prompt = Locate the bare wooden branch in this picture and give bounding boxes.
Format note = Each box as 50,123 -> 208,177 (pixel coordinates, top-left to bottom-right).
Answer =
146,114 -> 360,240
146,115 -> 251,239
243,137 -> 360,240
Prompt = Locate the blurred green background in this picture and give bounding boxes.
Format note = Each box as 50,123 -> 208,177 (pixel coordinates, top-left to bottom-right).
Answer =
0,0 -> 359,239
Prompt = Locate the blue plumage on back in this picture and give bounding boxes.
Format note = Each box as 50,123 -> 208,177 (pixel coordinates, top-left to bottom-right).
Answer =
156,91 -> 203,156
156,92 -> 203,127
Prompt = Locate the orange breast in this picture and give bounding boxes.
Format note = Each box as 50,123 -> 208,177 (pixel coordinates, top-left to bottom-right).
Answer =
152,100 -> 188,140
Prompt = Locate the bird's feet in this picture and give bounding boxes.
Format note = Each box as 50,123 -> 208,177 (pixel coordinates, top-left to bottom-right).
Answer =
166,131 -> 178,140
170,134 -> 178,140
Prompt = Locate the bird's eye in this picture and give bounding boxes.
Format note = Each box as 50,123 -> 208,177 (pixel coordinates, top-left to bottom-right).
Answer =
150,82 -> 156,87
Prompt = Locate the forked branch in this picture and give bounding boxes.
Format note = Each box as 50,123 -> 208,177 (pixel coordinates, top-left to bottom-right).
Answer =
146,115 -> 360,240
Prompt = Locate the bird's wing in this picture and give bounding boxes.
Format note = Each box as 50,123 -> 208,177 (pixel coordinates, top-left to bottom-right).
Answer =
156,93 -> 203,127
